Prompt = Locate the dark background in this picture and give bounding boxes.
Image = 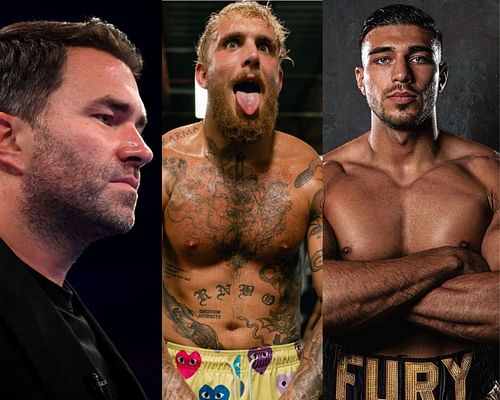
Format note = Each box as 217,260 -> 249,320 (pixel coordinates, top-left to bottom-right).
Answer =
323,0 -> 500,153
1,1 -> 161,398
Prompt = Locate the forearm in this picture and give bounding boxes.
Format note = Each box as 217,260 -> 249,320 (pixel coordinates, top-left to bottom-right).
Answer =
162,351 -> 196,400
324,247 -> 465,336
408,271 -> 499,342
280,316 -> 322,400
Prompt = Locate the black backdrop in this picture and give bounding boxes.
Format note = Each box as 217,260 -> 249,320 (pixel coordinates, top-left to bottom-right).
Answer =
1,1 -> 161,398
323,0 -> 500,153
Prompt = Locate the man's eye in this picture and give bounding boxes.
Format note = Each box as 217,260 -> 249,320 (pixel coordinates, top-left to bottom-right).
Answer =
375,57 -> 391,65
225,40 -> 238,49
95,115 -> 113,125
410,56 -> 431,64
258,44 -> 270,53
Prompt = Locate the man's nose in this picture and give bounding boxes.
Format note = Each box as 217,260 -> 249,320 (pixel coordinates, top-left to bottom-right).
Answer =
392,57 -> 413,84
116,124 -> 153,168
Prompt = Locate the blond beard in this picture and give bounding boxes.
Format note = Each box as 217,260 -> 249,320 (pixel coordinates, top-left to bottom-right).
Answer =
207,79 -> 279,143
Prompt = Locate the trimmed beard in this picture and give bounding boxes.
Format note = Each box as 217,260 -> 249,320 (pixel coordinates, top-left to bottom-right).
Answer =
207,78 -> 279,143
20,124 -> 136,249
366,82 -> 438,130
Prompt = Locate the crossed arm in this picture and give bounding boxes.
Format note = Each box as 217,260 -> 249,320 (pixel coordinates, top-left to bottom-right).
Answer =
323,210 -> 499,342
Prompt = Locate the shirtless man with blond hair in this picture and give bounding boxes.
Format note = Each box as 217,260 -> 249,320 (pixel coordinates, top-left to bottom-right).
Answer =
323,4 -> 499,399
162,2 -> 322,399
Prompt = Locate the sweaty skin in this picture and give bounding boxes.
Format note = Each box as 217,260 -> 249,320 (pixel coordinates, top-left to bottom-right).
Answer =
163,122 -> 322,350
162,12 -> 323,400
323,24 -> 499,358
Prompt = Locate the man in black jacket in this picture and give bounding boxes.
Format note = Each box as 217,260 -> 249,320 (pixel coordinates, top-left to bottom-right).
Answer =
0,19 -> 152,399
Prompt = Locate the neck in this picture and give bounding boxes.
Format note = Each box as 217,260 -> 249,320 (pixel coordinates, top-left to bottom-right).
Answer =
0,207 -> 87,286
368,115 -> 440,167
202,115 -> 275,167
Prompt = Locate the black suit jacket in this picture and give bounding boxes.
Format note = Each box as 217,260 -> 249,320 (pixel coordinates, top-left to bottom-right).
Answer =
0,239 -> 147,399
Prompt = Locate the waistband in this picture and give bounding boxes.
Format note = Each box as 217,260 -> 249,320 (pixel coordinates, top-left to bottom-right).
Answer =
326,343 -> 498,400
166,341 -> 302,372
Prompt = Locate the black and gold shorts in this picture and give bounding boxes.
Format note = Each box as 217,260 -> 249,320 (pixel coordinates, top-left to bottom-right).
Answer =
324,342 -> 499,400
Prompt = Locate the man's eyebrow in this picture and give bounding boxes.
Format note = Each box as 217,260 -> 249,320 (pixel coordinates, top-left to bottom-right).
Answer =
90,95 -> 148,129
408,45 -> 433,53
368,46 -> 394,56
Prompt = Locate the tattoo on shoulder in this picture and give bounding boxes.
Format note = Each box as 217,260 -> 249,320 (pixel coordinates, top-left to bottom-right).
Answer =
294,159 -> 322,188
163,125 -> 198,146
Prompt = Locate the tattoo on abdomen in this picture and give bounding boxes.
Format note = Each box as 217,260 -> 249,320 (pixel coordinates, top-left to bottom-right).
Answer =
163,283 -> 224,349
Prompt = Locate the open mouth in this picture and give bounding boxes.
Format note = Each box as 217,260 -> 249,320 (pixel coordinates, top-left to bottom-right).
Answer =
233,80 -> 262,116
233,81 -> 261,94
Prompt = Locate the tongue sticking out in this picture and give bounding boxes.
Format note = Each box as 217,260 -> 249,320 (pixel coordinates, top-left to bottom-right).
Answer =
235,91 -> 260,116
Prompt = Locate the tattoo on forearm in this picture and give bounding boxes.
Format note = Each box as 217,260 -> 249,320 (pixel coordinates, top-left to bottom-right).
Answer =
163,283 -> 224,349
308,188 -> 324,239
193,289 -> 212,306
294,159 -> 322,188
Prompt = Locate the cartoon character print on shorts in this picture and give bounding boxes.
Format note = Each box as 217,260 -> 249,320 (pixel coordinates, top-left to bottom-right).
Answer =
276,372 -> 295,394
248,346 -> 273,375
175,350 -> 201,379
199,384 -> 230,400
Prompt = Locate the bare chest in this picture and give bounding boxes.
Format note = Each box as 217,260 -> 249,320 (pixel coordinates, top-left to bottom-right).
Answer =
326,164 -> 492,260
165,161 -> 308,265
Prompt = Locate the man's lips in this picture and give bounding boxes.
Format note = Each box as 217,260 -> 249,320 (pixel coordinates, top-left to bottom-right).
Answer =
387,90 -> 417,105
110,176 -> 139,190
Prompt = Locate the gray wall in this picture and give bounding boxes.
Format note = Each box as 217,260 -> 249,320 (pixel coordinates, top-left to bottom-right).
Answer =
323,0 -> 500,153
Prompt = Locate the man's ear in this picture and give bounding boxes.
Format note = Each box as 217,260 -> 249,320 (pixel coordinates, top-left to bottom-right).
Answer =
195,62 -> 208,89
438,63 -> 448,93
0,112 -> 29,175
355,66 -> 366,96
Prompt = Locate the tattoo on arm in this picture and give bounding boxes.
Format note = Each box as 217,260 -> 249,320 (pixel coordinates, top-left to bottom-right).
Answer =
294,159 -> 322,188
163,283 -> 224,349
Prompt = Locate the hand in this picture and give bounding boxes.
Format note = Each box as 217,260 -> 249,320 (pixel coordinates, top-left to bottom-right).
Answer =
447,244 -> 490,274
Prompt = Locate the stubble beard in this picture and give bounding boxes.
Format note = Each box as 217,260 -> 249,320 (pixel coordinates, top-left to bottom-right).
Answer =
20,125 -> 137,250
207,78 -> 279,143
366,82 -> 438,130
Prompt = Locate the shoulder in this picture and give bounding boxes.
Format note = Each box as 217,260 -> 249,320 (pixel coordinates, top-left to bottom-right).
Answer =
274,130 -> 320,161
163,122 -> 202,153
441,132 -> 499,206
323,133 -> 370,180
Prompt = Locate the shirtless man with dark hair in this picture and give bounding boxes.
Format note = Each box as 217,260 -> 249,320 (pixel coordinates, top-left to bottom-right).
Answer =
323,4 -> 499,399
162,2 -> 322,399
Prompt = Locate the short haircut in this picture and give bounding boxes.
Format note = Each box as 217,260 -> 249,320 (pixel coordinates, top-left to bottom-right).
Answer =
196,0 -> 290,66
359,4 -> 442,49
0,18 -> 142,126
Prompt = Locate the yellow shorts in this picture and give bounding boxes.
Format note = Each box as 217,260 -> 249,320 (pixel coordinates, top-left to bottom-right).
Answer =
166,341 -> 302,400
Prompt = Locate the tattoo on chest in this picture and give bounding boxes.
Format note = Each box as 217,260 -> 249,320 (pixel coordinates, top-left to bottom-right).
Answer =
165,139 -> 293,269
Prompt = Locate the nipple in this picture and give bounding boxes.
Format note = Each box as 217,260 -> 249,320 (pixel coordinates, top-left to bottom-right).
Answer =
342,246 -> 351,255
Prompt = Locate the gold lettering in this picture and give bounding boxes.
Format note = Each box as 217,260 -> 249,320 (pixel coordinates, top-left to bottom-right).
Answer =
405,362 -> 438,400
366,358 -> 398,400
336,354 -> 363,400
441,352 -> 473,400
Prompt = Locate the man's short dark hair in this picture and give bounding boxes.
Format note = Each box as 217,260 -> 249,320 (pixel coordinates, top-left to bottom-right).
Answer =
359,4 -> 442,48
0,18 -> 142,126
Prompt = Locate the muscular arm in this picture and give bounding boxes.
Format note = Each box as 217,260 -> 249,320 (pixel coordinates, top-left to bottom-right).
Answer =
323,243 -> 470,336
280,317 -> 322,400
281,157 -> 323,399
408,209 -> 500,342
